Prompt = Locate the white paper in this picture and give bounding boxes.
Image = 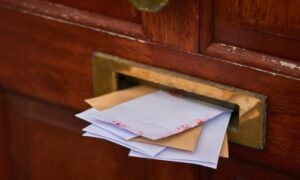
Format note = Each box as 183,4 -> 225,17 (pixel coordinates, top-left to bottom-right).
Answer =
129,150 -> 216,168
129,112 -> 231,169
83,124 -> 166,157
91,90 -> 228,140
76,108 -> 137,140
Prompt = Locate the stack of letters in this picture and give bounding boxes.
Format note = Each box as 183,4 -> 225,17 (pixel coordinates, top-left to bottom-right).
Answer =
76,85 -> 232,169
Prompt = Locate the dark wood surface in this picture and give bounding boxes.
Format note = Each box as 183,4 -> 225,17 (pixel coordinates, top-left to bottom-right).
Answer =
212,158 -> 298,180
0,0 -> 299,179
0,90 -> 13,180
0,0 -> 144,38
142,0 -> 199,52
44,0 -> 141,23
214,0 -> 300,62
5,91 -> 200,180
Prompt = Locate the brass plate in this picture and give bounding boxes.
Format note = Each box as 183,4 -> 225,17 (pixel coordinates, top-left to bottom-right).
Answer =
92,52 -> 267,149
129,0 -> 170,12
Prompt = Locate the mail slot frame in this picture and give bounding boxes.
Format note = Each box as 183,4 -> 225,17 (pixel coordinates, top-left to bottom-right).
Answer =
92,52 -> 267,149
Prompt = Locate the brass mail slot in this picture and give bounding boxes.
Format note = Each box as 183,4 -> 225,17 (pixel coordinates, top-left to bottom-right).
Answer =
92,52 -> 267,149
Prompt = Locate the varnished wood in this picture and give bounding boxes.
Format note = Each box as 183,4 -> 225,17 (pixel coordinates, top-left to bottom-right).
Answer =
239,0 -> 299,40
200,0 -> 300,79
0,90 -> 13,180
214,0 -> 300,62
0,7 -> 299,177
5,92 -> 200,180
0,0 -> 144,37
0,0 -> 299,179
205,43 -> 300,79
211,158 -> 298,179
45,0 -> 141,23
199,0 -> 214,51
142,0 -> 199,52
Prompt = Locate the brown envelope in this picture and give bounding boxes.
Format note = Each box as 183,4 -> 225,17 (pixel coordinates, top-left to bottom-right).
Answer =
131,126 -> 202,151
85,85 -> 229,155
85,85 -> 157,111
131,129 -> 229,158
220,134 -> 229,158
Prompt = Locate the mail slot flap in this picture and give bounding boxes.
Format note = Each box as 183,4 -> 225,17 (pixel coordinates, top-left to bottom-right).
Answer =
92,52 -> 267,149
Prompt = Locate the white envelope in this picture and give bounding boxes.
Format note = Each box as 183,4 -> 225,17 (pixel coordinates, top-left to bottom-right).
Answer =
76,108 -> 137,140
91,90 -> 229,140
83,124 -> 166,157
129,112 -> 231,169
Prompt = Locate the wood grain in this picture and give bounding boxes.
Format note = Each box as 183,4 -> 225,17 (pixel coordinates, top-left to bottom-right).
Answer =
0,90 -> 13,180
211,158 -> 298,179
205,43 -> 300,79
0,7 -> 300,177
45,0 -> 141,23
0,1 -> 300,178
214,0 -> 300,62
142,0 -> 199,52
201,0 -> 300,79
5,92 -> 200,180
239,0 -> 300,40
0,0 -> 144,37
199,0 -> 214,51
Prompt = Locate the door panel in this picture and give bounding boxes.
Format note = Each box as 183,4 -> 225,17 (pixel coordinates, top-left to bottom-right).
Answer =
214,0 -> 300,61
0,0 -> 299,179
142,0 -> 199,52
43,0 -> 141,23
0,0 -> 200,52
5,92 -> 200,180
212,159 -> 298,180
239,0 -> 299,40
0,89 -> 13,180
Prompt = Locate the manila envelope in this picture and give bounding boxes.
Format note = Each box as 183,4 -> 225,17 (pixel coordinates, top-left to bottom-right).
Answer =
85,85 -> 157,110
132,128 -> 229,158
85,85 -> 229,156
220,134 -> 229,158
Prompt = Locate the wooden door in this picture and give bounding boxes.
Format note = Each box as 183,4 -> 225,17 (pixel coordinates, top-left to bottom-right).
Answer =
0,0 -> 299,179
